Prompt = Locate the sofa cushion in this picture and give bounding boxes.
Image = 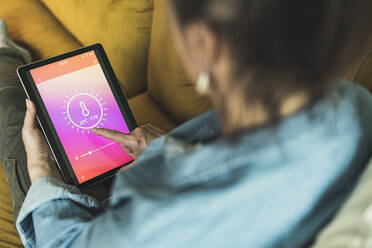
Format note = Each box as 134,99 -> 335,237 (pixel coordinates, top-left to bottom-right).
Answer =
147,0 -> 212,124
128,92 -> 177,132
40,0 -> 154,98
0,0 -> 81,61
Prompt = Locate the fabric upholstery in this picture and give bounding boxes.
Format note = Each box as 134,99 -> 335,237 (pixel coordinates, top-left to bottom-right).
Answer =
40,0 -> 154,98
128,92 -> 177,132
0,0 -> 81,62
147,0 -> 213,124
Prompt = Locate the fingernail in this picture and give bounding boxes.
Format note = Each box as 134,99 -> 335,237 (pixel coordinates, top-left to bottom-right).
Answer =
25,99 -> 31,108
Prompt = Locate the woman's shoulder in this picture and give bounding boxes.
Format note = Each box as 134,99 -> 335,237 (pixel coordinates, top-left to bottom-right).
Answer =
331,79 -> 372,165
334,79 -> 372,112
324,80 -> 372,133
337,79 -> 372,131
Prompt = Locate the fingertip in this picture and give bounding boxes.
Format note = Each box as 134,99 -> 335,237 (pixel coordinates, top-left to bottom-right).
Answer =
25,98 -> 31,108
92,128 -> 107,137
25,99 -> 36,112
91,128 -> 101,133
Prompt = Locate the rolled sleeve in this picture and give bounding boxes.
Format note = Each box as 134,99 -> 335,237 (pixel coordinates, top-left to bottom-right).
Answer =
16,177 -> 101,247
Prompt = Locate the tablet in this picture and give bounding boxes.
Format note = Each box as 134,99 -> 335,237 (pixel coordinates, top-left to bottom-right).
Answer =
17,44 -> 137,189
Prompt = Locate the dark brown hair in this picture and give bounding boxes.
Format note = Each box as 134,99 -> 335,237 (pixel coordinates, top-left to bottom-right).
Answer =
169,0 -> 372,122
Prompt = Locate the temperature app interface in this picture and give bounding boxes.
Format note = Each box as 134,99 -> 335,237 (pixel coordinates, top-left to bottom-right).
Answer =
30,51 -> 134,183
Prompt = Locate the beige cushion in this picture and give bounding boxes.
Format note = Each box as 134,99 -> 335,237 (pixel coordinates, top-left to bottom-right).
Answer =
312,157 -> 372,248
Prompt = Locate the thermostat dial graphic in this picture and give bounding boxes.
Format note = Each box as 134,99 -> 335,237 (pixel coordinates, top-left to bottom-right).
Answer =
63,89 -> 108,134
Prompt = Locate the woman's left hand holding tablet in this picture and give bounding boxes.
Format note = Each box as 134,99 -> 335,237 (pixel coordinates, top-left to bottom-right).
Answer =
22,99 -> 61,183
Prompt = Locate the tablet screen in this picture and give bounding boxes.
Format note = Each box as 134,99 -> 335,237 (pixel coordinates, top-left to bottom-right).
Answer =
29,51 -> 134,183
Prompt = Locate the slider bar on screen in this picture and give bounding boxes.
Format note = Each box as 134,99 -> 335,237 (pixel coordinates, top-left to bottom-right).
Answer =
76,141 -> 117,160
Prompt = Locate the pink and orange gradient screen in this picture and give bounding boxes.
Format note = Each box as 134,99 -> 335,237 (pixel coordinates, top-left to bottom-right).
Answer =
30,51 -> 134,183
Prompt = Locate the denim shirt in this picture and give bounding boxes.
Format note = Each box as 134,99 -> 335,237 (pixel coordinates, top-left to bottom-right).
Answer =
16,80 -> 372,248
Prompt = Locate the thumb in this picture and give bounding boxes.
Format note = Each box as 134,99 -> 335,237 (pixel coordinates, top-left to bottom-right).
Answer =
23,99 -> 37,132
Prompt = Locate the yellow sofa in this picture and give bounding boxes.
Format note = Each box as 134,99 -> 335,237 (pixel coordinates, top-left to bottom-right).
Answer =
0,0 -> 371,246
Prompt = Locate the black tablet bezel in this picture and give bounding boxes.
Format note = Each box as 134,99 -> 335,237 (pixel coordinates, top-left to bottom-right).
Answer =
17,43 -> 137,189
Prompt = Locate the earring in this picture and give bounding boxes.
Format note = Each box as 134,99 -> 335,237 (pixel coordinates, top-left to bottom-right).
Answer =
196,71 -> 210,95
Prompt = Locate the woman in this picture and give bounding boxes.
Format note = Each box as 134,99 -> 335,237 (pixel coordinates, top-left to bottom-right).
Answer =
0,0 -> 371,247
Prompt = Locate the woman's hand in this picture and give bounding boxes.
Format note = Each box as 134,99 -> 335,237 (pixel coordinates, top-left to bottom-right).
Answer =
92,124 -> 165,160
22,99 -> 61,183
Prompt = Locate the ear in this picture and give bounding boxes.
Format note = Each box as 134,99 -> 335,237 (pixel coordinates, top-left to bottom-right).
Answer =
184,22 -> 220,71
